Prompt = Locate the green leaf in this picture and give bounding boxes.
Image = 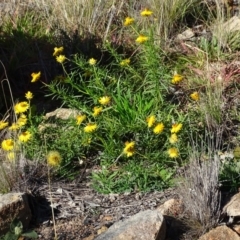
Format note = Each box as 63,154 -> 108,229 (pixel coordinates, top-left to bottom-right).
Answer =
22,230 -> 38,239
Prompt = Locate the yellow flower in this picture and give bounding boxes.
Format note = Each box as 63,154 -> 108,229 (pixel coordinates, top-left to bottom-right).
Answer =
171,123 -> 183,133
56,55 -> 66,63
0,121 -> 8,130
190,92 -> 200,101
136,35 -> 148,44
120,59 -> 130,66
99,96 -> 111,105
6,152 -> 16,161
76,114 -> 86,125
171,74 -> 183,84
146,115 -> 156,128
53,46 -> 64,56
1,139 -> 14,151
168,148 -> 179,158
47,151 -> 62,167
141,8 -> 153,17
84,123 -> 97,133
89,58 -> 97,65
153,123 -> 164,134
31,72 -> 41,83
123,141 -> 135,157
14,102 -> 29,114
123,17 -> 134,26
93,106 -> 103,117
19,131 -> 32,142
17,115 -> 27,127
25,91 -> 33,100
169,133 -> 178,144
9,123 -> 20,131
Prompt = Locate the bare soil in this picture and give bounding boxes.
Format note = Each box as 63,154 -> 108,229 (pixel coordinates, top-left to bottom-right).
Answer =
27,178 -> 182,240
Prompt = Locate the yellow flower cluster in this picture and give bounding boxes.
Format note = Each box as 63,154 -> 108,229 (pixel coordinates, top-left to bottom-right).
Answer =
171,74 -> 183,84
53,46 -> 66,64
136,34 -> 148,44
140,9 -> 153,17
19,131 -> 32,142
146,116 -> 182,158
31,72 -> 41,83
190,91 -> 200,101
1,139 -> 14,151
89,58 -> 97,65
47,151 -> 62,167
120,59 -> 130,66
93,106 -> 103,117
123,141 -> 135,157
146,115 -> 164,134
76,114 -> 86,125
14,102 -> 29,114
124,17 -> 134,26
25,91 -> 33,100
84,123 -> 97,133
0,121 -> 8,130
167,123 -> 183,158
99,96 -> 111,105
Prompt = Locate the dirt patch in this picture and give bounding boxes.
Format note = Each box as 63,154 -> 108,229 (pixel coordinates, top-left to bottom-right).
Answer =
27,180 -> 179,240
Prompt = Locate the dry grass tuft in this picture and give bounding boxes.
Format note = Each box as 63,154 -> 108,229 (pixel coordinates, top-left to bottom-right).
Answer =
178,131 -> 222,238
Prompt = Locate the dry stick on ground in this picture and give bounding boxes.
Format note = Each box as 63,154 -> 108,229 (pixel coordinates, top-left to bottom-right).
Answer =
44,136 -> 58,240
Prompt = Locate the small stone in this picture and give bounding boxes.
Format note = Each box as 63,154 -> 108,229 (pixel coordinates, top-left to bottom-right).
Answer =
176,29 -> 195,41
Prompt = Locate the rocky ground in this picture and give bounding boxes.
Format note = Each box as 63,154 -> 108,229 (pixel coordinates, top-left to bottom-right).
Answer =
28,179 -> 181,240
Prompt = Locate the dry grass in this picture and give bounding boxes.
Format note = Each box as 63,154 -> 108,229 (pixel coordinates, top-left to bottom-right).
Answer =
178,130 -> 222,238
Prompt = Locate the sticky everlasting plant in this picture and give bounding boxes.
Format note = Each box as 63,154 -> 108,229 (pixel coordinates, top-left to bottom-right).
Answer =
36,8 -> 189,193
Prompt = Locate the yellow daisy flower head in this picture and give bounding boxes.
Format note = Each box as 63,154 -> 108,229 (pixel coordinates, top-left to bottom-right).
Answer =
47,151 -> 62,167
19,131 -> 32,142
56,55 -> 66,64
14,102 -> 29,114
89,58 -> 97,65
123,17 -> 134,26
141,8 -> 153,17
136,35 -> 148,44
146,115 -> 156,128
1,139 -> 14,151
53,46 -> 64,56
123,141 -> 135,157
93,106 -> 103,117
168,147 -> 179,158
76,114 -> 86,125
171,123 -> 182,133
84,123 -> 97,133
9,123 -> 20,131
17,116 -> 27,127
6,152 -> 16,161
153,123 -> 164,134
120,59 -> 130,66
99,96 -> 111,105
25,91 -> 33,100
190,91 -> 200,101
171,74 -> 183,84
31,71 -> 41,83
169,133 -> 178,144
0,121 -> 8,130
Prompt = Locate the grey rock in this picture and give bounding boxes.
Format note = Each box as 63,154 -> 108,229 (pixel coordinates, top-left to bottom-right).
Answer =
0,192 -> 32,235
95,210 -> 165,240
222,192 -> 240,223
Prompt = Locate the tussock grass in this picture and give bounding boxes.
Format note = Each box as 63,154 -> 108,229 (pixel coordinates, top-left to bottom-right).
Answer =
178,130 -> 222,237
